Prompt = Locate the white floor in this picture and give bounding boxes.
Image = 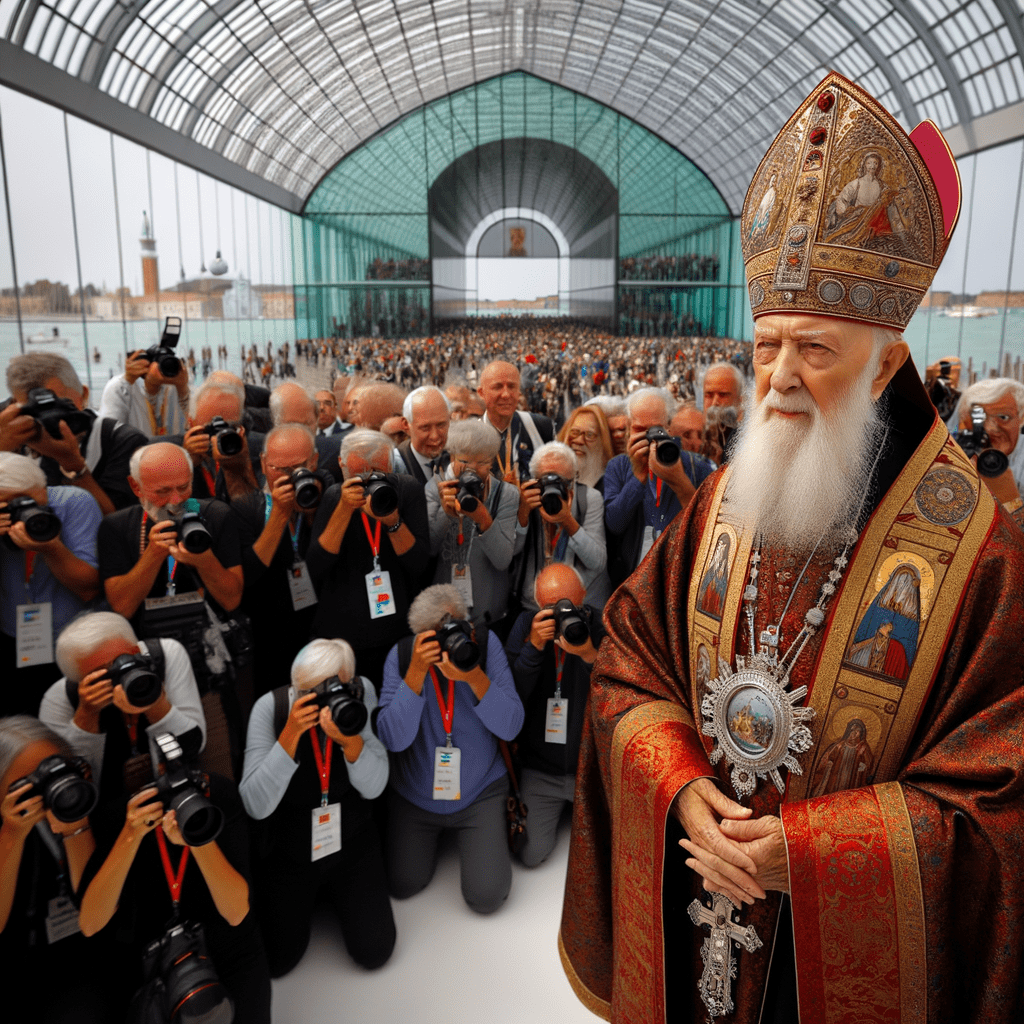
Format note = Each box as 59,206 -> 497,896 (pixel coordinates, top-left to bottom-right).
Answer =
270,821 -> 601,1024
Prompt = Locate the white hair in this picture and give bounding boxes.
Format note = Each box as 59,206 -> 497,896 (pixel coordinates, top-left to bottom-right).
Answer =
402,385 -> 451,423
270,384 -> 317,427
956,377 -> 1024,423
0,716 -> 73,783
626,387 -> 674,423
7,353 -> 83,397
190,378 -> 245,421
291,638 -> 357,689
55,612 -> 138,682
0,452 -> 47,494
585,396 -> 625,417
447,419 -> 500,461
408,584 -> 468,635
704,362 -> 746,398
530,440 -> 578,481
263,422 -> 316,455
128,443 -> 193,483
339,429 -> 394,475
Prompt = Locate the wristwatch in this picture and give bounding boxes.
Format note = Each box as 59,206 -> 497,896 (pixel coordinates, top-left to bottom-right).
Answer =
59,462 -> 90,480
386,516 -> 403,533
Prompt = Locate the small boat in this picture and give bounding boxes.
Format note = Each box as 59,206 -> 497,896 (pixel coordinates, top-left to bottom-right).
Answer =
26,328 -> 69,346
937,305 -> 999,318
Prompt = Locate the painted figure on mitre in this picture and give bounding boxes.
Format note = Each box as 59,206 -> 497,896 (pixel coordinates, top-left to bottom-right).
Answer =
560,68 -> 1024,1024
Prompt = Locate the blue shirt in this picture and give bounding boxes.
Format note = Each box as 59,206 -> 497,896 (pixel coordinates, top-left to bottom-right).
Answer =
376,631 -> 525,814
0,487 -> 101,639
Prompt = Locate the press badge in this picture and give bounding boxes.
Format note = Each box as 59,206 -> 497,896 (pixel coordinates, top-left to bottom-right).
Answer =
287,560 -> 318,611
451,563 -> 473,607
433,745 -> 462,800
311,803 -> 342,861
545,698 -> 568,744
365,568 -> 396,619
45,895 -> 81,944
16,602 -> 53,667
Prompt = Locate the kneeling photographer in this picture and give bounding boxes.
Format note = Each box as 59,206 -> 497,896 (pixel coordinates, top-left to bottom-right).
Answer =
376,585 -> 524,913
78,729 -> 270,1024
0,716 -> 114,1023
504,564 -> 603,867
239,639 -> 394,976
38,612 -> 206,803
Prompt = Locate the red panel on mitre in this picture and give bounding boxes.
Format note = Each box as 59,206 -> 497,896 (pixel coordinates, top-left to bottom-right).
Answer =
909,120 -> 962,240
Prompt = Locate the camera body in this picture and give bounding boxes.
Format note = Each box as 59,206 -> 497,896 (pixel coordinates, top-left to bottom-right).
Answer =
19,387 -> 92,440
201,416 -> 244,458
537,472 -> 569,516
171,499 -> 213,554
432,618 -> 480,671
108,650 -> 163,708
10,754 -> 97,823
456,470 -> 485,513
361,471 -> 398,517
149,733 -> 223,847
311,675 -> 367,736
954,404 -> 1009,479
550,598 -> 591,646
2,495 -> 62,544
645,425 -> 681,466
289,467 -> 323,510
144,316 -> 183,378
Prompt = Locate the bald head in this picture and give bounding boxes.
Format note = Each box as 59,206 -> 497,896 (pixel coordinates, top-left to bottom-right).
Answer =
129,443 -> 193,516
271,383 -> 317,431
535,563 -> 586,609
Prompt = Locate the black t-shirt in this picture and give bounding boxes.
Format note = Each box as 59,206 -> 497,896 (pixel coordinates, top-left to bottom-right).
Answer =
156,431 -> 265,502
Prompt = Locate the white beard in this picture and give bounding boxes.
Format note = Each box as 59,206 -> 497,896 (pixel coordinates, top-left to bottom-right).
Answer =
722,363 -> 884,551
141,499 -> 185,522
573,447 -> 607,489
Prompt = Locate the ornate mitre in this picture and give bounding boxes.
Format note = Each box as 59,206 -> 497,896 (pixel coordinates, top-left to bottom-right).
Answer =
741,71 -> 961,330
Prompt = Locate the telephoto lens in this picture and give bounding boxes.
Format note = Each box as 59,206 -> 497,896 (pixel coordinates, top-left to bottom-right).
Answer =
108,651 -> 163,708
551,598 -> 591,645
290,467 -> 323,510
176,498 -> 213,554
455,470 -> 485,513
537,472 -> 569,516
20,387 -> 93,439
362,472 -> 399,517
205,416 -> 243,457
151,733 -> 224,847
433,619 -> 481,671
313,675 -> 368,736
977,447 -> 1010,478
10,755 -> 98,823
3,496 -> 62,543
645,426 -> 681,465
141,922 -> 234,1024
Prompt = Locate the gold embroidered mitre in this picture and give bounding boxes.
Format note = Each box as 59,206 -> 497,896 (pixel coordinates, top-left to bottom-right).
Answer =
741,70 -> 961,330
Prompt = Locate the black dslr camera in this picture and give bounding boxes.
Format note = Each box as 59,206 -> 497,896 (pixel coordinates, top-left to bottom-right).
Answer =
173,499 -> 213,554
311,675 -> 367,736
108,649 -> 163,708
289,467 -> 324,510
537,473 -> 569,515
145,316 -> 183,378
19,387 -> 92,440
360,471 -> 398,517
645,426 -> 681,466
928,360 -> 960,422
550,598 -> 591,646
133,921 -> 234,1024
433,618 -> 480,671
954,404 -> 1009,478
456,470 -> 485,513
201,416 -> 244,458
10,754 -> 98,823
147,732 -> 223,847
1,496 -> 61,547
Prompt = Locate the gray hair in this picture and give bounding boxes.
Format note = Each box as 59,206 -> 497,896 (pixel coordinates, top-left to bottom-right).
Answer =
529,440 -> 578,481
626,387 -> 674,422
704,362 -> 746,397
340,429 -> 394,475
270,384 -> 317,427
956,376 -> 1024,422
585,395 -> 625,417
263,422 -> 316,456
402,385 -> 451,423
128,443 -> 193,483
532,563 -> 585,608
55,612 -> 138,682
0,452 -> 47,493
7,353 -> 83,397
291,638 -> 357,689
190,378 -> 245,421
0,716 -> 73,784
447,419 -> 500,461
408,584 -> 468,635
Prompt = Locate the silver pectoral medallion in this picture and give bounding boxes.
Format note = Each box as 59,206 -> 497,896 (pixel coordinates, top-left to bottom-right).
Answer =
688,892 -> 763,1018
699,652 -> 815,799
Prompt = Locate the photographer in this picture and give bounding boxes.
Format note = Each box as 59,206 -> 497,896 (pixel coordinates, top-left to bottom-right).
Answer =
0,453 -> 101,714
427,419 -> 519,629
4,353 -> 148,514
38,612 -> 205,799
0,716 -> 114,1022
376,585 -> 524,914
504,565 -> 603,867
239,639 -> 394,976
99,344 -> 190,440
513,441 -> 611,611
603,387 -> 715,585
307,429 -> 429,685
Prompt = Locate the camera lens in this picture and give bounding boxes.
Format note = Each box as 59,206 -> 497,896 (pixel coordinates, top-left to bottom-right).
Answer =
329,696 -> 368,736
170,788 -> 224,847
178,513 -> 213,554
436,623 -> 480,671
214,428 -> 243,458
23,507 -> 61,542
291,468 -> 323,510
977,448 -> 1009,478
46,772 -> 98,823
159,354 -> 182,378
365,476 -> 398,517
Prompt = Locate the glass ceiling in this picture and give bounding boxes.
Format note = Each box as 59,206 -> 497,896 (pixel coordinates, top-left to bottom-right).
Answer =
1,0 -> 1021,212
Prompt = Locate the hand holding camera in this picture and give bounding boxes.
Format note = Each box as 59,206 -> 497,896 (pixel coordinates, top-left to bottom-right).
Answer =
123,785 -> 166,843
268,473 -> 298,519
278,691 -> 322,758
529,607 -> 557,651
517,478 -> 542,526
24,413 -> 88,476
0,401 -> 39,453
405,631 -> 443,694
0,782 -> 46,837
0,496 -> 62,550
71,665 -> 116,733
124,350 -> 153,385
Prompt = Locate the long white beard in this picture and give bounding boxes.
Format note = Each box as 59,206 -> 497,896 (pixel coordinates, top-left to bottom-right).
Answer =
574,447 -> 608,489
722,364 -> 884,551
141,499 -> 185,522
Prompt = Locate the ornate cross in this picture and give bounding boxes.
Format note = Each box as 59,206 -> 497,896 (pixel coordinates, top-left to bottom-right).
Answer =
687,893 -> 763,1019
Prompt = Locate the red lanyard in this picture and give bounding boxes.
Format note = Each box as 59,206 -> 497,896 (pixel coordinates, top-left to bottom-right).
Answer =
24,551 -> 36,587
430,666 -> 455,744
650,472 -> 663,507
155,827 -> 190,912
308,728 -> 334,808
201,465 -> 216,498
554,647 -> 565,697
361,512 -> 381,563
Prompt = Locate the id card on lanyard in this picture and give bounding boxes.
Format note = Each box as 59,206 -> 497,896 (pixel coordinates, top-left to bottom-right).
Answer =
545,647 -> 568,744
264,493 -> 317,611
16,552 -> 54,668
362,513 -> 396,619
430,667 -> 461,799
309,728 -> 341,860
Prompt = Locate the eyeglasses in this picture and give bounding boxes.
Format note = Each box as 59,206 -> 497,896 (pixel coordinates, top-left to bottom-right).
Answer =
265,462 -> 309,475
567,428 -> 599,442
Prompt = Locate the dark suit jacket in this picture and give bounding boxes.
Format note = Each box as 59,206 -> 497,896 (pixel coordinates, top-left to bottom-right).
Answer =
317,419 -> 350,438
397,440 -> 450,485
315,432 -> 345,484
489,411 -> 555,482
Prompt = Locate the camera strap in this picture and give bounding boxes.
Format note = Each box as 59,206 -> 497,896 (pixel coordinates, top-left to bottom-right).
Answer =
263,492 -> 303,562
155,827 -> 189,921
141,511 -> 180,595
429,666 -> 455,747
554,647 -> 565,700
308,728 -> 334,808
200,465 -> 217,499
360,512 -> 382,569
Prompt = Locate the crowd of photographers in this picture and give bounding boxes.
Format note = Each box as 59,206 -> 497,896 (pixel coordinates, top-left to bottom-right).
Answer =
1,322 -> 1021,1024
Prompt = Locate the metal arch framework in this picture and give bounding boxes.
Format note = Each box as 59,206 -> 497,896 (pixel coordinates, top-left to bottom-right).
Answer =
1,0 -> 1022,216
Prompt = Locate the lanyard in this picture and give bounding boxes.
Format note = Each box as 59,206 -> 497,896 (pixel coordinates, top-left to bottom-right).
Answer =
650,472 -> 664,508
264,493 -> 302,560
142,388 -> 169,437
155,828 -> 189,918
308,728 -> 334,808
554,647 -> 565,699
24,551 -> 37,593
361,512 -> 382,568
141,511 -> 179,595
201,465 -> 217,498
430,666 -> 455,747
